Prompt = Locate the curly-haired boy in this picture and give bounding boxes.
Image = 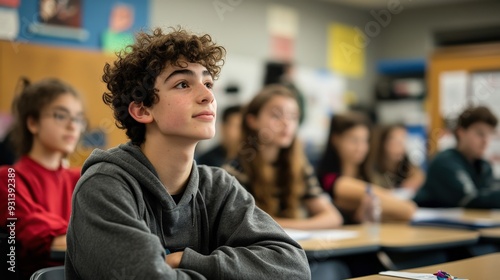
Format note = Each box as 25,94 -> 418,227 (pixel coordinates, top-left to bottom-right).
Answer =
65,28 -> 310,279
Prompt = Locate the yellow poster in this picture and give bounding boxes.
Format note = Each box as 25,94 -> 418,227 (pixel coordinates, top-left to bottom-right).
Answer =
328,23 -> 365,78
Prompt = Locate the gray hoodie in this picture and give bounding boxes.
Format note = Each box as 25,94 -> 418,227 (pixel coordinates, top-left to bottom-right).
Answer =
65,142 -> 310,280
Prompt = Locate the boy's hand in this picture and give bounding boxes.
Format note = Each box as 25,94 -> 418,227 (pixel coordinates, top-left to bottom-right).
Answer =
165,251 -> 184,268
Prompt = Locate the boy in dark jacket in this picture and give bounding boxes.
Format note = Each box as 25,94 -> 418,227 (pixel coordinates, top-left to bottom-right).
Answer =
65,28 -> 310,280
415,106 -> 499,208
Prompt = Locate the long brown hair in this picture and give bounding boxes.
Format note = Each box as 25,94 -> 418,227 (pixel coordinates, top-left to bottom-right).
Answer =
317,112 -> 372,182
238,85 -> 306,219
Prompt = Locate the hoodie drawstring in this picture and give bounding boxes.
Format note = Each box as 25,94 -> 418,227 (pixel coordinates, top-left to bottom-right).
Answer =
193,191 -> 210,255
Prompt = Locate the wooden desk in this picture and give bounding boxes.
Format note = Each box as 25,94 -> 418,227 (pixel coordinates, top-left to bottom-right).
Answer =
349,253 -> 500,279
412,208 -> 500,229
298,224 -> 479,259
379,224 -> 479,253
479,227 -> 500,243
298,225 -> 379,259
461,209 -> 500,225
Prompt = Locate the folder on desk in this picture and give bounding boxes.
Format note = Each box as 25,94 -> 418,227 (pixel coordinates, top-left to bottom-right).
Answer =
411,208 -> 500,229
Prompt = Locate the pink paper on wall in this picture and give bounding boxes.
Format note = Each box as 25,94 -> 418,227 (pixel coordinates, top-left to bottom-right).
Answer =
0,0 -> 20,8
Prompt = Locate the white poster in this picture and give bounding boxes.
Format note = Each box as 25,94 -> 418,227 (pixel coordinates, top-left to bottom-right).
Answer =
439,71 -> 469,120
267,4 -> 299,39
0,8 -> 19,40
295,67 -> 346,155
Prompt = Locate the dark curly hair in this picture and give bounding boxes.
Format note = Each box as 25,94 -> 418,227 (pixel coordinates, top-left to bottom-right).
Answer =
102,27 -> 226,145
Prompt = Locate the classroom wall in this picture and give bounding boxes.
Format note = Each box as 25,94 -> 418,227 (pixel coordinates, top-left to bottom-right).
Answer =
0,41 -> 127,166
149,0 -> 379,106
376,0 -> 500,60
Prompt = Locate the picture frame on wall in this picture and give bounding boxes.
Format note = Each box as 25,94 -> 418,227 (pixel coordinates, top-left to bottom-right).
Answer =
29,0 -> 89,41
39,0 -> 82,27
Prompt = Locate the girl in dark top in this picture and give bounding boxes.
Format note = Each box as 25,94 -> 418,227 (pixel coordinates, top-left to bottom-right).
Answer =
317,113 -> 416,223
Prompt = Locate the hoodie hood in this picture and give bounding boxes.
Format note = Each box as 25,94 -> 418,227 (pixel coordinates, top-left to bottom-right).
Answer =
82,142 -> 200,210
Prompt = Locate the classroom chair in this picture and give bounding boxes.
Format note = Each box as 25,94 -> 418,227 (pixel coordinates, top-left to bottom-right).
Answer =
30,266 -> 65,280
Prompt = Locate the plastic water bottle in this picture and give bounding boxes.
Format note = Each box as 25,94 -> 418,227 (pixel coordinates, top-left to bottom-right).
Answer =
363,185 -> 381,236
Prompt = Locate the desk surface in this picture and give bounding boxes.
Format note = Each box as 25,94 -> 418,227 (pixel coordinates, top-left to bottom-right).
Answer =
461,209 -> 500,223
412,209 -> 500,229
350,252 -> 500,280
378,224 -> 479,253
479,227 -> 500,242
298,225 -> 379,258
298,224 -> 479,257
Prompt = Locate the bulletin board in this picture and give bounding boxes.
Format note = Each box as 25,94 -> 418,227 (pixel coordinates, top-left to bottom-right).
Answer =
0,40 -> 128,166
427,42 -> 500,177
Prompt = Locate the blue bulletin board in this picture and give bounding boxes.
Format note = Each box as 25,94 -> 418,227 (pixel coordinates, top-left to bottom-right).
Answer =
13,0 -> 148,50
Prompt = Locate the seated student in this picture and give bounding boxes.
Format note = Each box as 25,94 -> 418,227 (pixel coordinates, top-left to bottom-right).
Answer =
414,106 -> 499,208
65,28 -> 310,280
0,78 -> 86,279
197,105 -> 241,167
369,124 -> 425,192
224,85 -> 343,230
317,113 -> 416,223
223,85 -> 346,280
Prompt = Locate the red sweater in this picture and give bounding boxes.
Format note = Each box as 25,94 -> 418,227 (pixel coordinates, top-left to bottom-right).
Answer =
0,156 -> 80,277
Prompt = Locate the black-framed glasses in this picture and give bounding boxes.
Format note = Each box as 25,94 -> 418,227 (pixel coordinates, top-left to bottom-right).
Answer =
47,111 -> 87,132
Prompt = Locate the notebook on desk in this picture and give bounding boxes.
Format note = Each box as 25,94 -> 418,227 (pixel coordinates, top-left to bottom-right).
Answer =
411,208 -> 500,229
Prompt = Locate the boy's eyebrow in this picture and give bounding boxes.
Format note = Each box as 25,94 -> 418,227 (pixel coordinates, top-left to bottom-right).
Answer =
164,69 -> 212,83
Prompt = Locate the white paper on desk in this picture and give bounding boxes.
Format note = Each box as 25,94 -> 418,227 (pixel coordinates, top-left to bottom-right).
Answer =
284,229 -> 358,241
380,271 -> 436,279
412,208 -> 464,222
412,208 -> 500,228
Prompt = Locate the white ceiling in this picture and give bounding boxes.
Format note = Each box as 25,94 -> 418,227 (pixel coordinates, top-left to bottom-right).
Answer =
317,0 -> 489,10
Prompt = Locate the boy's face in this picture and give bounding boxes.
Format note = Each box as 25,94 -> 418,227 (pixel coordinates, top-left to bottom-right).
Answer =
148,61 -> 217,142
457,122 -> 495,159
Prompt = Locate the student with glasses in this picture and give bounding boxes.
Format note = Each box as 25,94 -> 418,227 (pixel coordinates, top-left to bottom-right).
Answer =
0,78 -> 86,279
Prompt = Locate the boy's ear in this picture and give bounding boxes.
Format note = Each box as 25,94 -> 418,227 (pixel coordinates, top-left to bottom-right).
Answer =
128,102 -> 153,124
26,116 -> 39,135
246,114 -> 258,130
